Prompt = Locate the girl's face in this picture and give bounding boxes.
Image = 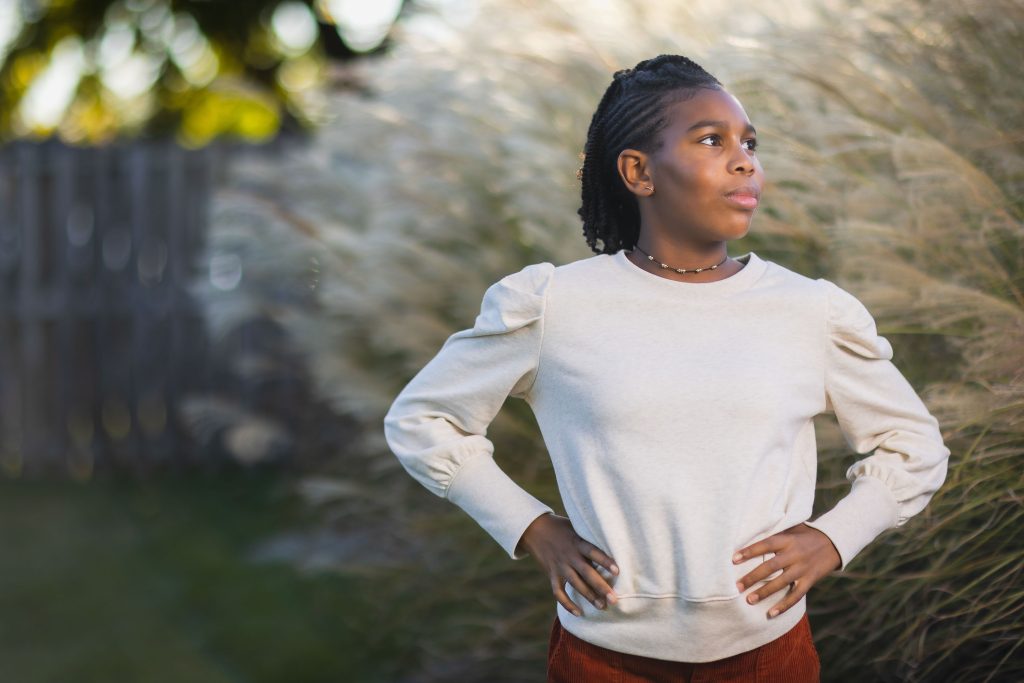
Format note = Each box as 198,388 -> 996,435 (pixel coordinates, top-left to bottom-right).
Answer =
619,87 -> 765,244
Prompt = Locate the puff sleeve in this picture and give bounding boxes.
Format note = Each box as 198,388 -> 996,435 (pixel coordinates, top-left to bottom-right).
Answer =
383,262 -> 556,560
802,279 -> 951,572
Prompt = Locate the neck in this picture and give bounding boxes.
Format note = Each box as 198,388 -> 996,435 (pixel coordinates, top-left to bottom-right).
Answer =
627,239 -> 739,283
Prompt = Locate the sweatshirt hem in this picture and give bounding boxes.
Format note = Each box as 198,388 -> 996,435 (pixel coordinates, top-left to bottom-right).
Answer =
555,592 -> 807,663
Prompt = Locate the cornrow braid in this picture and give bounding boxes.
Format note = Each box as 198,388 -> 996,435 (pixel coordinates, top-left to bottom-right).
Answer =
577,54 -> 723,254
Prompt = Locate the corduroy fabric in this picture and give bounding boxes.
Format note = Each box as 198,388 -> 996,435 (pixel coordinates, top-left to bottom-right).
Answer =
547,612 -> 820,683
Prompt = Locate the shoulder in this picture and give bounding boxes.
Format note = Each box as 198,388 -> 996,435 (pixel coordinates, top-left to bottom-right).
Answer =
749,256 -> 878,317
496,251 -> 613,294
813,277 -> 893,359
757,257 -> 821,291
745,256 -> 826,312
478,252 -> 613,326
814,277 -> 876,328
751,260 -> 892,359
502,261 -> 555,289
474,261 -> 556,334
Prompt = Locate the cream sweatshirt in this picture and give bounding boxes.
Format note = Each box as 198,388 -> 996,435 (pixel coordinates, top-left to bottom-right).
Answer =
382,249 -> 950,662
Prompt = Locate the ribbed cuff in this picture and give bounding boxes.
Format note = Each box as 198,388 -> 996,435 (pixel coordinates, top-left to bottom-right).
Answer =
445,454 -> 553,560
802,476 -> 899,571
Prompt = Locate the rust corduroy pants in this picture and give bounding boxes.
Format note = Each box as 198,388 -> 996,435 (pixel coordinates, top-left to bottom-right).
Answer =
547,612 -> 820,683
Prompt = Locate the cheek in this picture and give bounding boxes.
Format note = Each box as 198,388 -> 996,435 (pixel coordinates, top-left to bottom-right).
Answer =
685,170 -> 722,207
664,163 -> 716,206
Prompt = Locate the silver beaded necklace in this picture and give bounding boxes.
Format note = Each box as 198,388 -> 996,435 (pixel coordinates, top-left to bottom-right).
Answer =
629,245 -> 729,274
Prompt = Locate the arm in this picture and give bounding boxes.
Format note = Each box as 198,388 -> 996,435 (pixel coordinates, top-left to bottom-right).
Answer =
382,262 -> 556,560
802,279 -> 951,572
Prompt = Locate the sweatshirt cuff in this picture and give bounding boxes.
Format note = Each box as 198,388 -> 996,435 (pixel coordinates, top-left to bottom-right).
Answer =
802,475 -> 899,572
445,454 -> 554,560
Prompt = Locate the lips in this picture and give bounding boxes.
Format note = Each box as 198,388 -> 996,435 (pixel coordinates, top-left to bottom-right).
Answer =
725,194 -> 759,209
724,186 -> 760,210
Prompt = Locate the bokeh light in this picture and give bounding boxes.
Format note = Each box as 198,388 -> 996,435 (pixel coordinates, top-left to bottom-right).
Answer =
317,0 -> 403,53
271,2 -> 319,56
0,0 -> 23,64
0,0 -> 345,143
17,36 -> 85,133
166,13 -> 219,86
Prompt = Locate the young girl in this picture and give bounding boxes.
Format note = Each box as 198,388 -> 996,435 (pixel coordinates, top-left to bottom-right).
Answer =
383,54 -> 950,681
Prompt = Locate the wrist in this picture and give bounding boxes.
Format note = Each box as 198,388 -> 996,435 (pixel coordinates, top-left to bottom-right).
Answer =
809,525 -> 842,571
518,512 -> 553,556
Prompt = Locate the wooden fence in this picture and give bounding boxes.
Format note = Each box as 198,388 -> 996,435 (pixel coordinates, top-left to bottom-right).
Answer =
0,138 -> 256,478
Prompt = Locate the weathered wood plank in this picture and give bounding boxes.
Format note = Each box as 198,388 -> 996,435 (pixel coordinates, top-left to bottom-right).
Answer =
0,138 -> 285,477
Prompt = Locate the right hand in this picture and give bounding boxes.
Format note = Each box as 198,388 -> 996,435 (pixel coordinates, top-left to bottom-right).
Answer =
516,512 -> 619,616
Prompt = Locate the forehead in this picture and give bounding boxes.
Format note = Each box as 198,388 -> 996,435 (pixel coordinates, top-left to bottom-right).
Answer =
659,88 -> 754,140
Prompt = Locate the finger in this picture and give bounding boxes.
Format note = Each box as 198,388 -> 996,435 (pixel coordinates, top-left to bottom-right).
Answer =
736,552 -> 785,591
550,575 -> 583,617
746,568 -> 799,606
563,565 -> 604,609
767,580 -> 807,619
575,538 -> 620,576
572,557 -> 617,605
733,536 -> 785,564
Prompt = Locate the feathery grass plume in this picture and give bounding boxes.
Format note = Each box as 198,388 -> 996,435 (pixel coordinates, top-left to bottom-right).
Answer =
726,1 -> 1023,680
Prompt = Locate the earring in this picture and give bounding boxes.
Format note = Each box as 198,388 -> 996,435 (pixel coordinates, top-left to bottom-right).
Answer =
644,185 -> 654,193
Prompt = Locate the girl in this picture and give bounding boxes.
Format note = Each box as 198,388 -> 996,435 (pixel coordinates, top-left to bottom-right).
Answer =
383,54 -> 950,681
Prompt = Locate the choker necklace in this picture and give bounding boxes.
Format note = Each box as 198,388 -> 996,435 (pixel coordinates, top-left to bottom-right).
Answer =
629,245 -> 729,274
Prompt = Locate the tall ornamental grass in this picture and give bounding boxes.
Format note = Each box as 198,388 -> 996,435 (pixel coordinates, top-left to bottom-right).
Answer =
739,2 -> 1023,680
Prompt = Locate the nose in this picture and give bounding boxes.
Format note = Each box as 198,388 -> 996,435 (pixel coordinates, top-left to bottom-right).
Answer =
730,146 -> 756,174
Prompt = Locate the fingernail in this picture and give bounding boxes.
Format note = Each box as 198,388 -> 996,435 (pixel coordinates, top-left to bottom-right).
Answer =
732,552 -> 743,563
736,581 -> 744,592
769,609 -> 779,618
595,600 -> 605,609
606,592 -> 617,605
572,609 -> 582,617
747,594 -> 760,604
611,564 -> 619,574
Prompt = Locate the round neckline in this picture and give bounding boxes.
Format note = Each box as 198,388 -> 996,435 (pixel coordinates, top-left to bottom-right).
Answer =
613,248 -> 767,296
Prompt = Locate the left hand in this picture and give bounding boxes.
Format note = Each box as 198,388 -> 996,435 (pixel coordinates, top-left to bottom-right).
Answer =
732,522 -> 842,619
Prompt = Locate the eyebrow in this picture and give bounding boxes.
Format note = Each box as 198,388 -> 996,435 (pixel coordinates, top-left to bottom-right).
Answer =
686,119 -> 757,135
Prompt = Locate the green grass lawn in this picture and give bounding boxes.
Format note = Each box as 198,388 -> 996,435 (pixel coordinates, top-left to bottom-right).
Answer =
0,469 -> 407,683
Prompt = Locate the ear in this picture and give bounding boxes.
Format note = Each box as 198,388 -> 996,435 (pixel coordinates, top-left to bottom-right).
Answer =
616,148 -> 653,197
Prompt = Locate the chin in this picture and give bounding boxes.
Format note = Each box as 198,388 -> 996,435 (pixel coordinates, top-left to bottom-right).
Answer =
727,222 -> 753,239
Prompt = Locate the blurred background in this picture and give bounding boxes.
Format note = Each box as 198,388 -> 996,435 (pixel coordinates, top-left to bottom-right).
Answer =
0,0 -> 1020,681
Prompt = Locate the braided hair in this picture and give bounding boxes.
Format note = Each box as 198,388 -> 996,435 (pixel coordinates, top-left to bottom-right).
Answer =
577,54 -> 723,254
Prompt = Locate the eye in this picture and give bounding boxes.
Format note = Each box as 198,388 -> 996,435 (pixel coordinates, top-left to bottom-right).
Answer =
698,134 -> 758,152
